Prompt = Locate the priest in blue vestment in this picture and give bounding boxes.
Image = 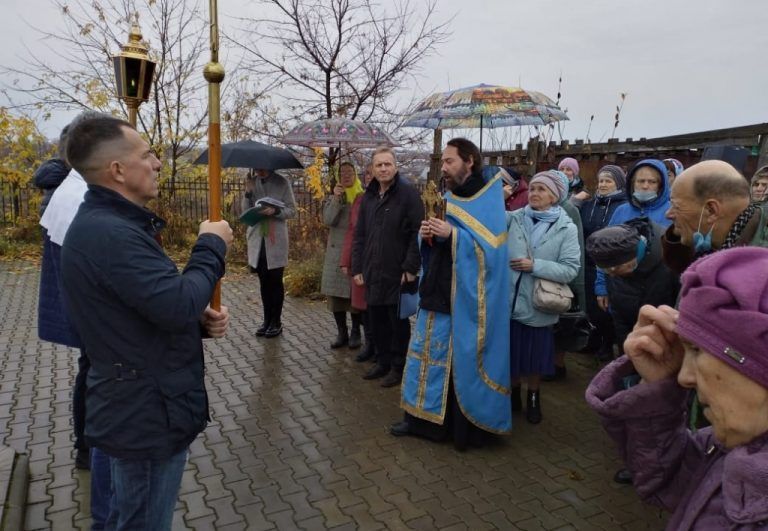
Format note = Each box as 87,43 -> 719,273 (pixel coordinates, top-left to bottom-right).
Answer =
390,138 -> 512,450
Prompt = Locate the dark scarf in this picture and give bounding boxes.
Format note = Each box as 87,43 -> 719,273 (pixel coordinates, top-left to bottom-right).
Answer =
452,170 -> 485,197
697,203 -> 758,257
722,203 -> 758,249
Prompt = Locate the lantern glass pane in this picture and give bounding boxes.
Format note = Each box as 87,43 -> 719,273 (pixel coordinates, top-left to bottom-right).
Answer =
112,57 -> 124,98
141,62 -> 156,100
124,58 -> 141,98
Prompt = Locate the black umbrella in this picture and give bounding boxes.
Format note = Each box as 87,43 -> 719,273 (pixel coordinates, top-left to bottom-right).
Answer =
194,139 -> 303,170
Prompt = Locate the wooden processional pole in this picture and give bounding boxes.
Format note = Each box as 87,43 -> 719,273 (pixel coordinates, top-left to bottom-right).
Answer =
204,0 -> 225,310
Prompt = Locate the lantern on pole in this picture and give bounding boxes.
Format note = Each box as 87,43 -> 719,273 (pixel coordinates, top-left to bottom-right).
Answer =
113,15 -> 156,126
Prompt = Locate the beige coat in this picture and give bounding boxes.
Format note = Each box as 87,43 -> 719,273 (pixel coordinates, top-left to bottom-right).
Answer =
320,195 -> 352,298
242,173 -> 296,270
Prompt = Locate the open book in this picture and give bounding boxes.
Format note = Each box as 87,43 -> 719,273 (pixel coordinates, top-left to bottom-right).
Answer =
239,197 -> 286,226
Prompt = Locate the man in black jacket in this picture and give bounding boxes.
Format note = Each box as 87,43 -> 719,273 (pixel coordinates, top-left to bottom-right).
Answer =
351,146 -> 424,387
60,116 -> 233,530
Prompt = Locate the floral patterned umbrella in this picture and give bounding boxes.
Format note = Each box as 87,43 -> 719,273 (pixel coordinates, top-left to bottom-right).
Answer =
282,118 -> 399,148
402,83 -> 568,151
403,83 -> 568,129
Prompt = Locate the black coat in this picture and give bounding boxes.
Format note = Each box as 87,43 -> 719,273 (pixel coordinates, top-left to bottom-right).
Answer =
351,173 -> 424,306
419,170 -> 486,314
61,186 -> 226,460
606,220 -> 680,348
580,192 -> 628,263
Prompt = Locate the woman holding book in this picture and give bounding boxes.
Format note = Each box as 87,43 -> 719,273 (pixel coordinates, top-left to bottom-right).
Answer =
243,169 -> 297,338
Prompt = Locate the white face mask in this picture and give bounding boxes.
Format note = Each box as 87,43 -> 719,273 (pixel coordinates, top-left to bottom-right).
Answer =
633,190 -> 657,203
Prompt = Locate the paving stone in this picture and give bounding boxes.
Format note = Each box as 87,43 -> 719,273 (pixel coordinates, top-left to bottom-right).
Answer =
23,501 -> 50,531
0,265 -> 667,530
204,497 -> 245,527
46,507 -> 78,530
185,514 -> 217,531
180,490 -> 214,521
239,503 -> 276,530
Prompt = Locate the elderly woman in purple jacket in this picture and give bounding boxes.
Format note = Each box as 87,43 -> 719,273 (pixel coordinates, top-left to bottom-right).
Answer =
586,246 -> 768,530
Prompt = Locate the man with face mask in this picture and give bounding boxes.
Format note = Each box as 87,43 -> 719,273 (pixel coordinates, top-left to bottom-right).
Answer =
663,159 -> 768,273
391,138 -> 512,450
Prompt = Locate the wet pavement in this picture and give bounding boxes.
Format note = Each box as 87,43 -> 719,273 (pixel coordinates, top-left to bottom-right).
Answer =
0,261 -> 667,530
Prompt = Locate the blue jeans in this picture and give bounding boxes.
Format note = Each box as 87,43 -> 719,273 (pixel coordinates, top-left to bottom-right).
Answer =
90,448 -> 112,531
104,448 -> 188,531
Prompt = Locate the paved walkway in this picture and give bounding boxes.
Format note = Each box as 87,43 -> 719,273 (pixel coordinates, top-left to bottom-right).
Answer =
0,261 -> 667,530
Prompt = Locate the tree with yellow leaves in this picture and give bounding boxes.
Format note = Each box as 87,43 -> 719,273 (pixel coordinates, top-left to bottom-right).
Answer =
0,107 -> 52,222
2,0 -> 209,193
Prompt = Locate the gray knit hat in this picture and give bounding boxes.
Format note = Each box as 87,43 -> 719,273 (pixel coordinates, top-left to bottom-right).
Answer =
597,165 -> 627,191
586,225 -> 640,268
530,170 -> 568,203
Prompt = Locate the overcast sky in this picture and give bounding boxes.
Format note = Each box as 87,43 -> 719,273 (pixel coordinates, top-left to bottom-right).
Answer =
2,0 -> 767,149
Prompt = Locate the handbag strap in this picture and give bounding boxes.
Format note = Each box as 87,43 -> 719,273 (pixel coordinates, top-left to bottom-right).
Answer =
512,219 -> 556,315
510,272 -> 524,314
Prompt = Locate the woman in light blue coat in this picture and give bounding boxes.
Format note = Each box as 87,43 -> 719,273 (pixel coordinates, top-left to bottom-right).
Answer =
507,170 -> 580,424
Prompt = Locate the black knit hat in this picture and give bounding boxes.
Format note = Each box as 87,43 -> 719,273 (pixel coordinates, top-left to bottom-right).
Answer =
586,225 -> 640,268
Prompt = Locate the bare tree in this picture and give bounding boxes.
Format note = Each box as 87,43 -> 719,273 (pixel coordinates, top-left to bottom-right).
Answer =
228,0 -> 450,160
2,0 -> 210,189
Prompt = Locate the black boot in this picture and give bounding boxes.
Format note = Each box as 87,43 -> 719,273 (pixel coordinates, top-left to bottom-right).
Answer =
613,468 -> 634,484
355,314 -> 376,362
511,385 -> 522,412
348,313 -> 362,349
256,310 -> 271,336
526,389 -> 542,424
264,318 -> 283,338
330,312 -> 348,349
256,321 -> 270,336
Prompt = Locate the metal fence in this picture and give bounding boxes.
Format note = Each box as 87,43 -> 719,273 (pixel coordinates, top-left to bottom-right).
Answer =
1,181 -> 40,223
0,177 -> 324,228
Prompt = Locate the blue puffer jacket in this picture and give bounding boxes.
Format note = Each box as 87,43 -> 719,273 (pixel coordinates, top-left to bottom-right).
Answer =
38,234 -> 82,348
506,208 -> 580,327
36,160 -> 81,348
61,185 -> 226,460
608,159 -> 672,228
